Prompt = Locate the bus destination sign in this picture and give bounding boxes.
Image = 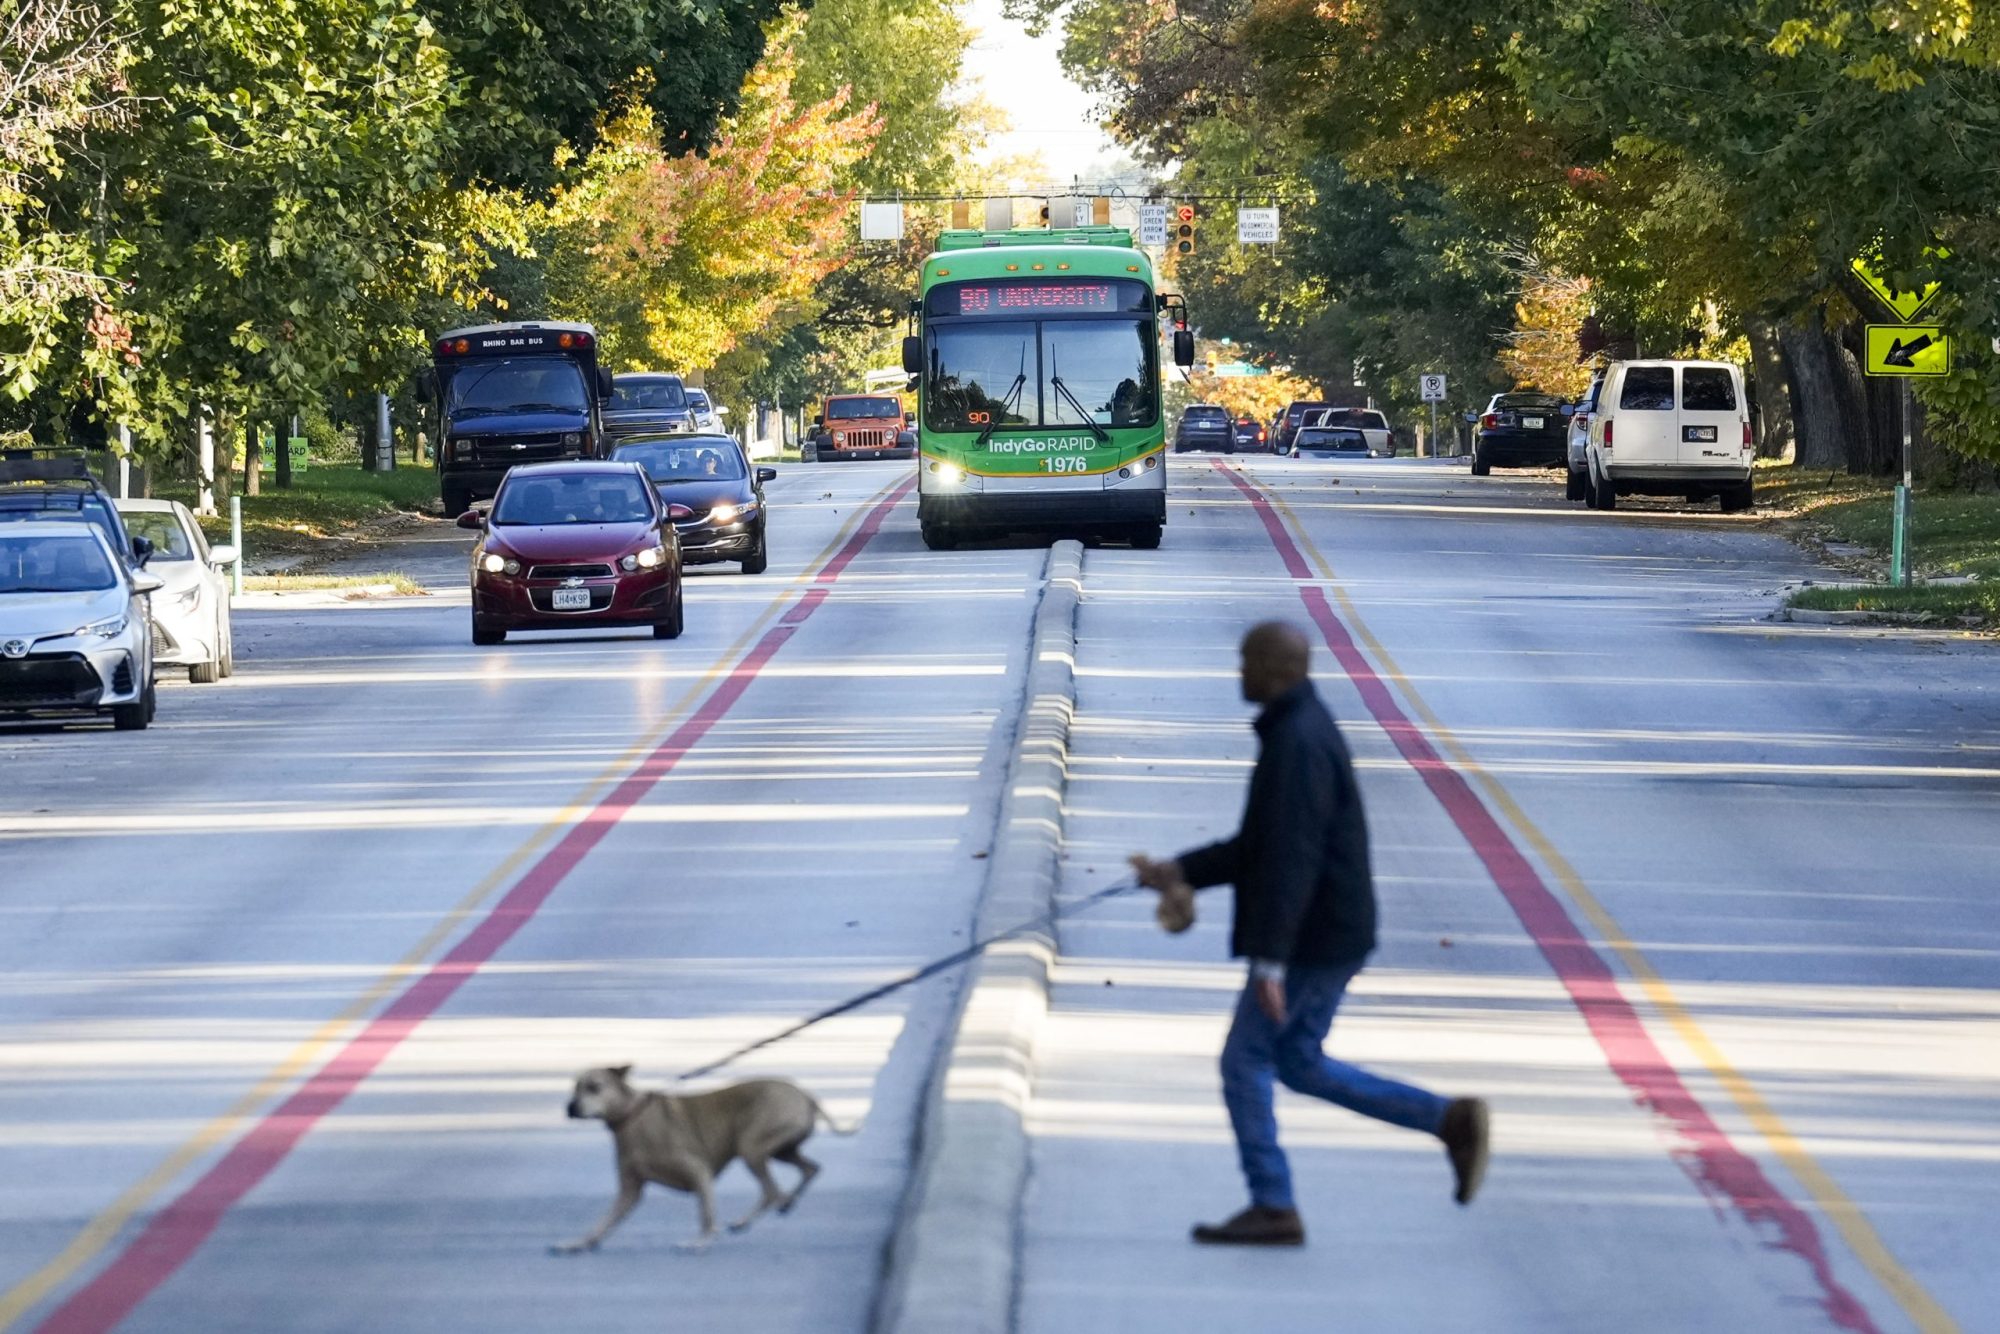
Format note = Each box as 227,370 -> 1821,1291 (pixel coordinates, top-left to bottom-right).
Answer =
953,282 -> 1119,314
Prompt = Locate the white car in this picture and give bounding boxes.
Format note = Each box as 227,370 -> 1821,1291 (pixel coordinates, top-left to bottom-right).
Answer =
1302,407 -> 1393,456
0,521 -> 161,730
116,499 -> 237,682
1565,370 -> 1605,501
686,388 -> 724,432
1583,360 -> 1754,512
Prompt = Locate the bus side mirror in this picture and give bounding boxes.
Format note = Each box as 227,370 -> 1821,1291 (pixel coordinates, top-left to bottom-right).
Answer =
1173,330 -> 1195,368
596,367 -> 614,400
901,335 -> 922,375
411,368 -> 437,400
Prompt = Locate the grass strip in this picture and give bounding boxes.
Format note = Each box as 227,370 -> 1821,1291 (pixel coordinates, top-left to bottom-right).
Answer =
241,572 -> 427,596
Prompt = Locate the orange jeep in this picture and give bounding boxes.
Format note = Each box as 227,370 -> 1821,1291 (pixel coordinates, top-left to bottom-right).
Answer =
807,393 -> 916,461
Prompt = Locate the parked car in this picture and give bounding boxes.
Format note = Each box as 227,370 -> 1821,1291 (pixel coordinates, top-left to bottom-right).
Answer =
460,461 -> 686,644
603,372 -> 697,440
1232,417 -> 1269,452
116,499 -> 237,682
1583,361 -> 1754,512
0,521 -> 161,730
1565,371 -> 1606,501
1173,404 -> 1233,452
0,455 -> 153,567
612,434 -> 775,574
807,393 -> 915,461
685,388 -> 724,432
1472,391 -> 1570,475
1293,426 -> 1373,459
1303,407 -> 1394,456
1271,401 -> 1336,456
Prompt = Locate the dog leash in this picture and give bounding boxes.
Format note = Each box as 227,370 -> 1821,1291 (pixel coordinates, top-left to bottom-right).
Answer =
674,880 -> 1143,1082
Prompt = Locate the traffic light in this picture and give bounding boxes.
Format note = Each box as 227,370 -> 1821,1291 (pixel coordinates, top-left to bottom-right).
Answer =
1038,200 -> 1052,226
1174,204 -> 1196,256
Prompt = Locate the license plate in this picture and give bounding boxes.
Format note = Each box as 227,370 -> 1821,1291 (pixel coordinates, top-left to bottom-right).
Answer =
1684,425 -> 1718,443
1522,416 -> 1544,429
552,588 -> 592,611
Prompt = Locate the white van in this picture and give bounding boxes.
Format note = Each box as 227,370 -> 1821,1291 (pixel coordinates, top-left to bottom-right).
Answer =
1583,360 -> 1753,512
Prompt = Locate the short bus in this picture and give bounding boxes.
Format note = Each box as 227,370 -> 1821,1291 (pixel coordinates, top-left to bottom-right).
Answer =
901,226 -> 1193,549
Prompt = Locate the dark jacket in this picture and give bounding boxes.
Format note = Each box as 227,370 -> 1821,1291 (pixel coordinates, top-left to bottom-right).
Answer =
1176,681 -> 1377,968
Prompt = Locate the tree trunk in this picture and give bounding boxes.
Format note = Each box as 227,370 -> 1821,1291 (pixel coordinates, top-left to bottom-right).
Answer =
1830,327 -> 1874,474
1779,320 -> 1851,471
243,420 -> 262,496
1745,316 -> 1794,459
214,410 -> 236,503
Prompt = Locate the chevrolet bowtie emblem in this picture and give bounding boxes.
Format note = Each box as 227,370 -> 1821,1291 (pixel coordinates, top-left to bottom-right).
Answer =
561,577 -> 585,589
510,443 -> 528,451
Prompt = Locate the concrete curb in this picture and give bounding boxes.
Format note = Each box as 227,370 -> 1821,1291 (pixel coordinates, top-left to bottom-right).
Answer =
874,540 -> 1083,1334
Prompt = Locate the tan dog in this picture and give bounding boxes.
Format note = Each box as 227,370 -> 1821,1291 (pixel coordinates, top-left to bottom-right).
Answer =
552,1065 -> 855,1255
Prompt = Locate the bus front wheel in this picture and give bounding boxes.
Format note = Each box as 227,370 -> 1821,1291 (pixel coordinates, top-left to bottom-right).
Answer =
921,521 -> 957,551
1127,522 -> 1163,550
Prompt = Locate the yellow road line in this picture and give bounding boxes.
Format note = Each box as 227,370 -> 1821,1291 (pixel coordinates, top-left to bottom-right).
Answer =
0,477 -> 905,1330
1252,476 -> 1957,1334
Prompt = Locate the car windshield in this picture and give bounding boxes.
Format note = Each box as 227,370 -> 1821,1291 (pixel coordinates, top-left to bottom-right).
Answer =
120,511 -> 195,560
827,397 -> 900,420
0,491 -> 121,548
0,532 -> 117,593
447,359 -> 588,417
491,473 -> 655,525
926,321 -> 1157,431
1497,393 -> 1563,410
1297,428 -> 1367,449
610,377 -> 688,411
613,440 -> 748,483
686,390 -> 711,409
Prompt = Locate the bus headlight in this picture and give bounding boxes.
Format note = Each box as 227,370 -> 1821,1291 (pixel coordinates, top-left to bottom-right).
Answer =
936,462 -> 964,485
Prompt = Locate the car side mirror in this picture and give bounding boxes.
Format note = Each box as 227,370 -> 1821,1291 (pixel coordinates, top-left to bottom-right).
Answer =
715,405 -> 729,416
756,467 -> 777,483
1173,330 -> 1195,368
666,503 -> 694,521
596,367 -> 614,399
455,509 -> 485,530
131,570 -> 165,595
207,543 -> 239,566
129,535 -> 154,567
901,335 -> 923,375
904,411 -> 915,426
812,414 -> 825,428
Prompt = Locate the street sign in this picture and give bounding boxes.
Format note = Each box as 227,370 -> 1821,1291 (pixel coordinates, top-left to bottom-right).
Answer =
1852,257 -> 1940,322
1864,324 -> 1951,377
1420,373 -> 1447,402
1237,206 -> 1280,245
1137,204 -> 1168,247
859,201 -> 904,241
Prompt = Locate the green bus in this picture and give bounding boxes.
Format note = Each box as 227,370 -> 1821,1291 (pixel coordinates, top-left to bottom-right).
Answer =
900,226 -> 1193,550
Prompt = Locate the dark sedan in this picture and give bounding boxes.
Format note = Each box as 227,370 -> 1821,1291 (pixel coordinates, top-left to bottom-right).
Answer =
612,434 -> 776,574
1232,417 -> 1269,452
460,461 -> 685,644
1473,391 -> 1570,475
603,372 -> 697,441
1174,404 -> 1234,452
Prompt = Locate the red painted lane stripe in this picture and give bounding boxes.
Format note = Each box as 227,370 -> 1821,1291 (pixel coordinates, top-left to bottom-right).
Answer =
1215,463 -> 1876,1334
36,479 -> 915,1334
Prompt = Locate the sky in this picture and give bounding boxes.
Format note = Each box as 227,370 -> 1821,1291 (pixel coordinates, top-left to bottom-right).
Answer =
961,0 -> 1122,188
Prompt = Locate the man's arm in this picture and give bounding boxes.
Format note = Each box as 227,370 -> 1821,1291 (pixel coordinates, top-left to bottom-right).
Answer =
1175,835 -> 1240,891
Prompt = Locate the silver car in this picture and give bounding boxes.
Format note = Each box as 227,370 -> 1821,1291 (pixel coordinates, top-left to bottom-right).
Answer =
117,499 -> 237,682
0,521 -> 161,730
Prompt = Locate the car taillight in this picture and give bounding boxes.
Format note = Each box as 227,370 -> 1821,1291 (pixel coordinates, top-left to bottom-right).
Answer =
1603,421 -> 1614,448
1480,413 -> 1497,430
1742,422 -> 1754,448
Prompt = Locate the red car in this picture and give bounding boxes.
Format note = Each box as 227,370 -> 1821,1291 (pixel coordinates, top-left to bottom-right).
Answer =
459,461 -> 686,644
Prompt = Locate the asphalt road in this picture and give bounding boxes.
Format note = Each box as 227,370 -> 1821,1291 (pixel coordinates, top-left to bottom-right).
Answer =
1,457 -> 1994,1333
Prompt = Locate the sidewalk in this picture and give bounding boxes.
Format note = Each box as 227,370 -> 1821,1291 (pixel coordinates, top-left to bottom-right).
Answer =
1010,543 -> 1833,1333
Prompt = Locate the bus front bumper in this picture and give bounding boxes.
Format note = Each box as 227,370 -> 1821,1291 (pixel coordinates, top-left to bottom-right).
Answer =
917,461 -> 1165,531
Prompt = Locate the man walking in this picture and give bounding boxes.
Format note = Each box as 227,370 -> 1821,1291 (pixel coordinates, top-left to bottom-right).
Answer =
1132,620 -> 1489,1246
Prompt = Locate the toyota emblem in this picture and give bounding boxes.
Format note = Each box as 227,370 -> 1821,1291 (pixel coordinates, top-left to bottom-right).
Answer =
2,639 -> 27,659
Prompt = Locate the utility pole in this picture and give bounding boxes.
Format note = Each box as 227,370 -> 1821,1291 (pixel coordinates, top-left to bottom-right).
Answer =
197,410 -> 217,516
1891,383 -> 1914,586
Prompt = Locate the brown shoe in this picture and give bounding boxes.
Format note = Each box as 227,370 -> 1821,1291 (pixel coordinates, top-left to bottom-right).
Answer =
1191,1205 -> 1305,1246
1440,1098 -> 1490,1205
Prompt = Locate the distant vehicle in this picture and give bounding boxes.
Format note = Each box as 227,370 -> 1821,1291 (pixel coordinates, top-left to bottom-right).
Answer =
807,394 -> 914,462
612,434 -> 776,574
1583,361 -> 1754,512
460,461 -> 686,644
684,388 -> 724,432
1565,371 -> 1606,501
1293,426 -> 1372,459
1271,401 -> 1337,456
419,322 -> 613,518
1173,404 -> 1233,453
605,372 -> 699,442
0,455 -> 153,567
1303,407 -> 1393,456
1472,391 -> 1569,475
1232,417 -> 1268,452
0,521 -> 162,730
116,499 -> 237,683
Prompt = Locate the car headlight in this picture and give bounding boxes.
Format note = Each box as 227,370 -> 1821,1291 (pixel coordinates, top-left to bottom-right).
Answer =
561,432 -> 581,448
709,503 -> 739,524
75,613 -> 127,639
454,440 -> 472,458
480,552 -> 521,575
621,545 -> 668,571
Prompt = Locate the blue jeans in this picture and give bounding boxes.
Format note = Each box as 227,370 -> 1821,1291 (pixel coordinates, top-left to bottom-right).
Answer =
1220,961 -> 1449,1210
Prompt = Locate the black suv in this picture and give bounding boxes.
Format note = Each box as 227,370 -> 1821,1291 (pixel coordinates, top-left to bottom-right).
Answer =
0,455 -> 153,566
1473,392 -> 1569,475
604,373 -> 698,440
1173,404 -> 1233,453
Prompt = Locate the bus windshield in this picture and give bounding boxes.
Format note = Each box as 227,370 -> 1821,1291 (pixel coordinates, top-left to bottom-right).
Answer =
447,359 -> 588,418
926,321 -> 1157,432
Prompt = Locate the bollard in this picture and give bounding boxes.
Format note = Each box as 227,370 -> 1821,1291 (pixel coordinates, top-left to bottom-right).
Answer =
229,495 -> 244,597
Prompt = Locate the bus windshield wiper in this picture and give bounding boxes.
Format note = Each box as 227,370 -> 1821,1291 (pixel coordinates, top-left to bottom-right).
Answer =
1046,343 -> 1109,441
977,342 -> 1032,445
